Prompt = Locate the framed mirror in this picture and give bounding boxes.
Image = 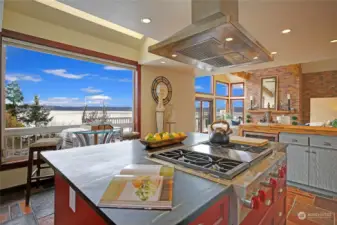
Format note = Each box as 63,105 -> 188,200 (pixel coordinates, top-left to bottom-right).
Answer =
260,77 -> 278,109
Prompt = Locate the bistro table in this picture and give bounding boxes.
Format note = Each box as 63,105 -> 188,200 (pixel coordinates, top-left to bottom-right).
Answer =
73,127 -> 122,146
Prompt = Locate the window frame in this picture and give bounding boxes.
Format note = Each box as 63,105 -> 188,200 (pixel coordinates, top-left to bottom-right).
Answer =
230,82 -> 245,97
215,81 -> 229,97
230,99 -> 245,120
0,29 -> 141,170
195,76 -> 214,95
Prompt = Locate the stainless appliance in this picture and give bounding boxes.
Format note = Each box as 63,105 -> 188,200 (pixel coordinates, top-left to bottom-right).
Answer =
153,148 -> 249,180
148,0 -> 273,70
151,142 -> 273,180
243,131 -> 279,142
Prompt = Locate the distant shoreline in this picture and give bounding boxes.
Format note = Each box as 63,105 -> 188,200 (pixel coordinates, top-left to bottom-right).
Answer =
45,106 -> 133,111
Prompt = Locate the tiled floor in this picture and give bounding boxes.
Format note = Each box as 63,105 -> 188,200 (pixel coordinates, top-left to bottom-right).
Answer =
0,186 -> 336,224
286,186 -> 336,225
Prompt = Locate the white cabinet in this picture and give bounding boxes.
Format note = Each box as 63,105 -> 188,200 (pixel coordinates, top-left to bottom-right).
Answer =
286,145 -> 309,185
309,147 -> 337,192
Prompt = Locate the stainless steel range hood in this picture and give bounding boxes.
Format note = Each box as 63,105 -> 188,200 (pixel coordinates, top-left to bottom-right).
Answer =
148,0 -> 273,70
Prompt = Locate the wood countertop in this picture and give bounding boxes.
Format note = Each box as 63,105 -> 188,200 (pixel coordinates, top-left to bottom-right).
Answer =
239,124 -> 337,136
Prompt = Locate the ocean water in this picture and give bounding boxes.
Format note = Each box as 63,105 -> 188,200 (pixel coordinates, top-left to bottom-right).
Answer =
48,110 -> 133,126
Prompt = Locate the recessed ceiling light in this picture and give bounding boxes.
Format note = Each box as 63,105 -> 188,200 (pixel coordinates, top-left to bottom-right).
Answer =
281,29 -> 291,34
160,61 -> 166,64
253,56 -> 259,59
330,39 -> 337,43
271,52 -> 277,55
141,18 -> 151,24
225,37 -> 233,42
172,54 -> 177,57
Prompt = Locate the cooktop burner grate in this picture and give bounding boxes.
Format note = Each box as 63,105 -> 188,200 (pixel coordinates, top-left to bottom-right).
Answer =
203,142 -> 268,154
152,149 -> 248,179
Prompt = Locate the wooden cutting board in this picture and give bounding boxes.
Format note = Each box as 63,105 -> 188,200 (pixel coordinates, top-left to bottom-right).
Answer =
230,136 -> 269,147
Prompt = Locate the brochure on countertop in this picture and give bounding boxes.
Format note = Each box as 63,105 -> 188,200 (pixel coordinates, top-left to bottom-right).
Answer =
98,164 -> 174,210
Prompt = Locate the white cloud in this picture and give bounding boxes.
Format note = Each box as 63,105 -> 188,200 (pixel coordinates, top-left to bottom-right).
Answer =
86,95 -> 111,101
118,78 -> 132,83
39,97 -> 83,106
103,65 -> 127,71
81,87 -> 103,93
43,69 -> 88,79
6,73 -> 42,82
195,85 -> 204,90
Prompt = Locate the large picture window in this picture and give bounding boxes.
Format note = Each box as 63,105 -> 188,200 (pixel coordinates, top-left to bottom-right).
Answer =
195,76 -> 212,94
1,39 -> 137,166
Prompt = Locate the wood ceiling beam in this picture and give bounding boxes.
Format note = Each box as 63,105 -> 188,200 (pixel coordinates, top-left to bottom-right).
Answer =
231,71 -> 251,80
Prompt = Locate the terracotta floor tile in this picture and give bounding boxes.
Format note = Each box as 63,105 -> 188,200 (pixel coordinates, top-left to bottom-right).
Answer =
314,196 -> 337,213
0,213 -> 9,223
289,202 -> 334,225
296,195 -> 315,206
287,192 -> 297,205
286,220 -> 299,225
289,188 -> 316,199
38,214 -> 54,225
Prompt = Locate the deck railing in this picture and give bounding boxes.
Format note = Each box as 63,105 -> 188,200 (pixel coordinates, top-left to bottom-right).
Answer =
2,117 -> 134,162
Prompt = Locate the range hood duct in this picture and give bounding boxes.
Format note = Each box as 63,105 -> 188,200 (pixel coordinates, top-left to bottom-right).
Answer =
148,0 -> 273,70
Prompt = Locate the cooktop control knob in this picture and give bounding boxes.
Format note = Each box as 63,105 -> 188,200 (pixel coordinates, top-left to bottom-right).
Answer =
261,177 -> 277,188
242,196 -> 260,209
258,190 -> 266,202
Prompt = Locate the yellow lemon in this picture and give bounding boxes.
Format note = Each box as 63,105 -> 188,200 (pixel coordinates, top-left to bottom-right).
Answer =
162,134 -> 170,140
178,132 -> 186,137
154,134 -> 162,141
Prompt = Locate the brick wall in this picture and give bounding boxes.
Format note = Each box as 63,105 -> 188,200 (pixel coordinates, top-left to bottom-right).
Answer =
302,70 -> 337,123
245,64 -> 301,123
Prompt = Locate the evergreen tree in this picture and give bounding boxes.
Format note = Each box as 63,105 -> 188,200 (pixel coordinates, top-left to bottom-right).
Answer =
21,95 -> 54,127
5,81 -> 24,118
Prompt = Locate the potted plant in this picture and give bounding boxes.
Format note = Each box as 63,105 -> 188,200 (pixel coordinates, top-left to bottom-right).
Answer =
246,114 -> 252,123
291,116 -> 298,125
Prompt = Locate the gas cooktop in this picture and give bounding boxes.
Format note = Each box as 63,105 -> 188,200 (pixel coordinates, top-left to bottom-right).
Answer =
152,149 -> 249,179
150,142 -> 273,180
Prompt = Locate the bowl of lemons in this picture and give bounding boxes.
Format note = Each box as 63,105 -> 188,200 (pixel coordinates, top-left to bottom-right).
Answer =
140,132 -> 187,148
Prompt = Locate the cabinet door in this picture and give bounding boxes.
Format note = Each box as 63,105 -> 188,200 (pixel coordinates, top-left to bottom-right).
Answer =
286,145 -> 309,185
309,147 -> 337,192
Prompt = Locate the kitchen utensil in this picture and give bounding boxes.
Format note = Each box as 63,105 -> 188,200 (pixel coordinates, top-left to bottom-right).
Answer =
209,120 -> 232,144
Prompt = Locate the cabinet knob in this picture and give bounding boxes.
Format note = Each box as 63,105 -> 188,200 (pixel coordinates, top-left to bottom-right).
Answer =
278,188 -> 283,193
279,212 -> 283,217
265,199 -> 272,206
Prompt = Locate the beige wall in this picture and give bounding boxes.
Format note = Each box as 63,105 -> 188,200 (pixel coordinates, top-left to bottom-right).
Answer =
141,66 -> 195,136
302,58 -> 337,74
3,9 -> 139,61
310,98 -> 337,123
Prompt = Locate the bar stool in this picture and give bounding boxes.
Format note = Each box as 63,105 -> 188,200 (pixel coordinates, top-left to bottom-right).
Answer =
25,137 -> 62,206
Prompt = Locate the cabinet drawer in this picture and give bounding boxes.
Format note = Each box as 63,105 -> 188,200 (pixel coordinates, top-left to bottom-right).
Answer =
279,133 -> 309,146
189,196 -> 229,225
310,135 -> 337,149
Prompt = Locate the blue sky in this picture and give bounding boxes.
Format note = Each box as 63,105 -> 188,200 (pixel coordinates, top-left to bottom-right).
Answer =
5,45 -> 134,107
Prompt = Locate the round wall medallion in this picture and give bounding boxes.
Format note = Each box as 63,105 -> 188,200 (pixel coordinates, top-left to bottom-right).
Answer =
151,76 -> 172,105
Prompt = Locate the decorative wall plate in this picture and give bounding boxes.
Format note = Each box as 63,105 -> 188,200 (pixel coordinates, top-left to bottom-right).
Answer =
151,76 -> 172,105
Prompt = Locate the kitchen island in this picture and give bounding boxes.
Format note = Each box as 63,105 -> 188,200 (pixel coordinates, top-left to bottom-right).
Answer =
41,133 -> 287,225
